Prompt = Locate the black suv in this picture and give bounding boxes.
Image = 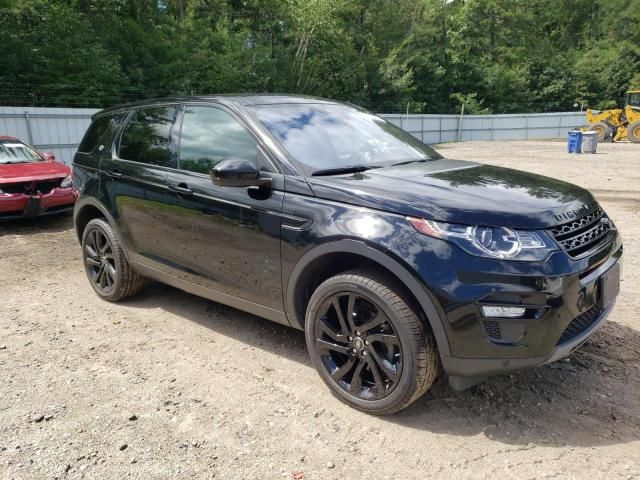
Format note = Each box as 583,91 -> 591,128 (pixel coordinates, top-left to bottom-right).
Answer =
73,95 -> 622,414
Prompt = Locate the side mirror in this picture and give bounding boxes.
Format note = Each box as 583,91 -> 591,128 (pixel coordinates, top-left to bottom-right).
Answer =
43,152 -> 56,162
210,158 -> 271,188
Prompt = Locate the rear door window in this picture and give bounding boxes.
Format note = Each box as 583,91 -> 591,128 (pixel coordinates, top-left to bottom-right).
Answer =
119,106 -> 177,168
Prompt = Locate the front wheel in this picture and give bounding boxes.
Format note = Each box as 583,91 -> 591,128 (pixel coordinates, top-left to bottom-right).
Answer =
81,218 -> 144,301
305,271 -> 439,414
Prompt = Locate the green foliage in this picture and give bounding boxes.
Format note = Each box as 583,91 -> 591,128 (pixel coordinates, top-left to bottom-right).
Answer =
0,0 -> 637,112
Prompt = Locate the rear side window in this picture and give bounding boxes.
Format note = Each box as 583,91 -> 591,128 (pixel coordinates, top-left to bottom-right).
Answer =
78,114 -> 116,153
119,106 -> 177,168
178,106 -> 258,174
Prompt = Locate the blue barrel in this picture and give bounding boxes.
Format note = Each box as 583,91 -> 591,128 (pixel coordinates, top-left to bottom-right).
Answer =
567,131 -> 583,153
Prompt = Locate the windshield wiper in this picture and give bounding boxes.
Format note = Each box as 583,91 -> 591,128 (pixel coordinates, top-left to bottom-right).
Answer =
390,159 -> 428,167
311,165 -> 381,176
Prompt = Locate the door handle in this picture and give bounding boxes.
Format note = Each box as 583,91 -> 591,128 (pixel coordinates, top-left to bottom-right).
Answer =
169,183 -> 193,196
107,169 -> 123,178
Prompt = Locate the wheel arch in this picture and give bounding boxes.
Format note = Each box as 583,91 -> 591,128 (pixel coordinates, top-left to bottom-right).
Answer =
74,197 -> 118,243
285,239 -> 451,357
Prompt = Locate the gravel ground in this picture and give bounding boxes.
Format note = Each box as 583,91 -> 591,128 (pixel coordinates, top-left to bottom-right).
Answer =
1,140 -> 639,480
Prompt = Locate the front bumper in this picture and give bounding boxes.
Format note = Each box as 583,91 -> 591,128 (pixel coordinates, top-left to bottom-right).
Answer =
0,187 -> 76,220
390,228 -> 623,387
444,300 -> 616,390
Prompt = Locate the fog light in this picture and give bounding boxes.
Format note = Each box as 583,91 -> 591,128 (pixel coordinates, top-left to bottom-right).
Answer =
482,306 -> 526,318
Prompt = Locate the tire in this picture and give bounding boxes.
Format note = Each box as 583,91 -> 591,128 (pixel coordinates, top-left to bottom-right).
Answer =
81,218 -> 144,301
628,121 -> 640,143
590,122 -> 612,142
305,270 -> 439,414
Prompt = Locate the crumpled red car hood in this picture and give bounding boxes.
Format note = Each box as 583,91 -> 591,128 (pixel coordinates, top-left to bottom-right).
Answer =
0,161 -> 70,184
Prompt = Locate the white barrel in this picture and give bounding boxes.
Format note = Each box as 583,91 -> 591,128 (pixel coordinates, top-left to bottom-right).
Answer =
581,131 -> 598,154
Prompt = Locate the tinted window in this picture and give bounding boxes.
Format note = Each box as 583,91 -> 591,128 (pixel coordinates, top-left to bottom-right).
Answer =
78,114 -> 115,153
178,106 -> 258,174
119,106 -> 177,167
250,103 -> 441,175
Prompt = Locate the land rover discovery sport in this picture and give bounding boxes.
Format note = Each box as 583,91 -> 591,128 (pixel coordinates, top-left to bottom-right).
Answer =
73,95 -> 622,414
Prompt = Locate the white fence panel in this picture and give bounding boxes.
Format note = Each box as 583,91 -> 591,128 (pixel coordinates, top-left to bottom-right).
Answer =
0,106 -> 98,165
1,106 -> 587,165
381,111 -> 586,144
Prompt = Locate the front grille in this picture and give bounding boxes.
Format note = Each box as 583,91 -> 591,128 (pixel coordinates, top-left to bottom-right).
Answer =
556,304 -> 602,345
1,178 -> 63,195
547,207 -> 612,258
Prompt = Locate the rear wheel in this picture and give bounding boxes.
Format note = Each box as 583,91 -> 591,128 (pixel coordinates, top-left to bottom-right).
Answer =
81,218 -> 144,301
628,121 -> 640,143
305,270 -> 439,414
590,122 -> 612,142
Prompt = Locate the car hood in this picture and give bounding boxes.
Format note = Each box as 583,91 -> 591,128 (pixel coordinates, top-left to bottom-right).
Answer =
0,161 -> 70,184
306,159 -> 595,229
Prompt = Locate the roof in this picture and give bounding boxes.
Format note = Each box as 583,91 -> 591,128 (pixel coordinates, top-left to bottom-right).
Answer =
0,136 -> 18,141
627,90 -> 640,94
96,94 -> 340,116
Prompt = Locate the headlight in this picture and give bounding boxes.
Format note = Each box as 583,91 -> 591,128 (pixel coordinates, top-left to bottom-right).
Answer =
60,175 -> 73,188
408,217 -> 558,261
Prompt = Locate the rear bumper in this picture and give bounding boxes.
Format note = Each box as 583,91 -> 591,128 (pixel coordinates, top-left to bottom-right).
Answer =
0,187 -> 76,220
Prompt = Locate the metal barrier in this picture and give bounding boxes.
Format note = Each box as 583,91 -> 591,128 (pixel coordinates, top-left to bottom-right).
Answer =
380,112 -> 586,144
0,107 -> 98,165
0,106 -> 586,165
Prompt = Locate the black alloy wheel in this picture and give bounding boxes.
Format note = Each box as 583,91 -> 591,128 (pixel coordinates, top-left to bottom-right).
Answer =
84,228 -> 116,293
306,270 -> 439,414
314,292 -> 402,400
81,218 -> 144,302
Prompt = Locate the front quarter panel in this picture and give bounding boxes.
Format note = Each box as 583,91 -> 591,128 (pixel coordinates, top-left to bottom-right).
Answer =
281,194 -> 417,282
281,192 -> 452,355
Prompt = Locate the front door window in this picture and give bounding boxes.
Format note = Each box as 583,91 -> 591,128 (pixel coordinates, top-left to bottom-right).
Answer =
179,106 -> 258,174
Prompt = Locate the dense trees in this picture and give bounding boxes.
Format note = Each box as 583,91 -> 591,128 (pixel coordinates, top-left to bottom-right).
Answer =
0,0 -> 638,113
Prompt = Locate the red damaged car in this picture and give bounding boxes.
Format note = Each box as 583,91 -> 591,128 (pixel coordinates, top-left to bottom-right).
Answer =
0,136 -> 76,219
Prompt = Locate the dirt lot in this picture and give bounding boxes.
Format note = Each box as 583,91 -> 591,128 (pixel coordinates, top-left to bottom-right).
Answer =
1,140 -> 639,480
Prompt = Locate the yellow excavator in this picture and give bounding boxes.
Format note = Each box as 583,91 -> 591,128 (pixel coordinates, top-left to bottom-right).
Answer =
584,90 -> 640,143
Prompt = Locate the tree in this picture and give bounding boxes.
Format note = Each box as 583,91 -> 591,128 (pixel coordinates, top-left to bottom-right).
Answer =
0,0 -> 637,112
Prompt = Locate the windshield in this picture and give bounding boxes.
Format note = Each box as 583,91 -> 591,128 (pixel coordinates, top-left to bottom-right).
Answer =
250,103 -> 441,175
0,141 -> 43,164
628,92 -> 640,108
